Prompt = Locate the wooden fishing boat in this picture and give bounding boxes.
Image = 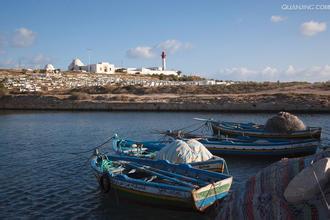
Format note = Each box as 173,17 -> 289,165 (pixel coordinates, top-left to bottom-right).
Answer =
210,121 -> 322,139
91,153 -> 233,212
113,135 -> 319,157
112,136 -> 228,173
198,138 -> 319,157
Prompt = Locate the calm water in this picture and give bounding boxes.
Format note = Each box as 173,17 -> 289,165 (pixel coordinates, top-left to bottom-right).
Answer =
0,111 -> 329,219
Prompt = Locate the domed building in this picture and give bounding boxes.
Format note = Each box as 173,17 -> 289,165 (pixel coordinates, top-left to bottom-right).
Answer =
68,58 -> 86,71
67,58 -> 115,74
44,64 -> 55,73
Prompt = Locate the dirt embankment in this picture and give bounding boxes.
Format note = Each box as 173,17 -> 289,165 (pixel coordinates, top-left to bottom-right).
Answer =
1,82 -> 329,112
0,92 -> 329,112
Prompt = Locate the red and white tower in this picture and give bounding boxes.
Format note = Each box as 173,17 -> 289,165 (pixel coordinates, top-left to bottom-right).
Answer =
161,51 -> 166,70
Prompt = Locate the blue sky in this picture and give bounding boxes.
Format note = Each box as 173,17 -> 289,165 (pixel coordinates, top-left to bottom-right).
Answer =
0,0 -> 329,81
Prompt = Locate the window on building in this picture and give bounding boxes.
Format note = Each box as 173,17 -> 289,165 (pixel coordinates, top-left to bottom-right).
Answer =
104,67 -> 108,72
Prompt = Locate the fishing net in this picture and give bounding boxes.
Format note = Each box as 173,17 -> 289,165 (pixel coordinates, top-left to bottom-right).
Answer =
264,112 -> 306,133
155,139 -> 213,164
213,150 -> 330,220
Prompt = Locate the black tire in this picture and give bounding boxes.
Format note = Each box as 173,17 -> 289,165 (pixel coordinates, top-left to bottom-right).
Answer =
99,174 -> 111,193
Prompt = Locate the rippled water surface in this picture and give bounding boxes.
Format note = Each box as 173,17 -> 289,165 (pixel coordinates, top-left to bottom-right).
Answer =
0,111 -> 329,219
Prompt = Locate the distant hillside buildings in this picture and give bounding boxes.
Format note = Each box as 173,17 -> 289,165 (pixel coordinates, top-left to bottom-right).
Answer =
68,59 -> 115,74
67,51 -> 179,76
44,64 -> 55,73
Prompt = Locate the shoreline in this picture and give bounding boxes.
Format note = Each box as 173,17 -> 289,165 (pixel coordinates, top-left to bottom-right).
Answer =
1,94 -> 329,113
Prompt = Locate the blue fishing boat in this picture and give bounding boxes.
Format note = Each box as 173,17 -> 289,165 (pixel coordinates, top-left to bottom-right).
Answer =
210,121 -> 321,139
115,134 -> 319,157
91,152 -> 233,212
198,137 -> 319,156
112,135 -> 228,173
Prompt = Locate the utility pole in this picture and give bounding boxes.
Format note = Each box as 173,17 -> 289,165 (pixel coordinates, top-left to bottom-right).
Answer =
87,48 -> 92,73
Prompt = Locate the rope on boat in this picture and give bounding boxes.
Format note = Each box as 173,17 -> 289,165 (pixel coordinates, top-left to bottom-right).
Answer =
157,121 -> 210,138
311,160 -> 330,210
175,121 -> 208,133
222,159 -> 230,175
196,182 -> 216,210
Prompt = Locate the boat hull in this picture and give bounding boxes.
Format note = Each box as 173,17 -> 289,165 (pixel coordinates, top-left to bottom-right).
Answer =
97,173 -> 193,209
91,156 -> 232,212
117,137 -> 319,158
200,139 -> 319,157
211,122 -> 322,139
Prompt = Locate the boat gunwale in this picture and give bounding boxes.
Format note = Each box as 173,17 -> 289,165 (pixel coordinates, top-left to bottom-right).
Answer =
211,122 -> 321,138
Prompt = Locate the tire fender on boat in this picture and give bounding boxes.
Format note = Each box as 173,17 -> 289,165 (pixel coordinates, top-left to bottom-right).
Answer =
99,174 -> 111,193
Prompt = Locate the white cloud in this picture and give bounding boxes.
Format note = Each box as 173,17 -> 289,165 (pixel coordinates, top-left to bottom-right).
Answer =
11,27 -> 36,47
300,21 -> 327,36
270,15 -> 286,23
126,39 -> 191,59
262,66 -> 278,75
217,65 -> 330,82
222,67 -> 256,76
0,54 -> 52,69
156,39 -> 192,53
31,54 -> 51,64
126,46 -> 154,59
218,67 -> 257,81
28,54 -> 52,68
286,65 -> 296,75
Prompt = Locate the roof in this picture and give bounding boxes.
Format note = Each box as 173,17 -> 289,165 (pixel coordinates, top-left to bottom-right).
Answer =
44,64 -> 55,70
70,58 -> 85,66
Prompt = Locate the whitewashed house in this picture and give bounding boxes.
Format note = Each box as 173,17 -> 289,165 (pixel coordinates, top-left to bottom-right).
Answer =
86,62 -> 115,74
126,67 -> 178,76
68,59 -> 115,74
44,64 -> 55,73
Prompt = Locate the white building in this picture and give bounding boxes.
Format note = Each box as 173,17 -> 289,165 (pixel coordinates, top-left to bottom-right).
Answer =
126,67 -> 178,76
86,62 -> 115,74
44,64 -> 55,73
68,59 -> 115,74
125,51 -> 179,76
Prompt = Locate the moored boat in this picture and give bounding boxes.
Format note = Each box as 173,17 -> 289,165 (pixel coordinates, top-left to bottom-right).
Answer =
210,121 -> 322,139
112,135 -> 228,173
91,152 -> 233,212
112,134 -> 319,157
198,137 -> 319,157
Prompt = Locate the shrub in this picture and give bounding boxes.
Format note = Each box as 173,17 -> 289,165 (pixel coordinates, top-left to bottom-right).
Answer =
0,82 -> 8,96
68,92 -> 90,100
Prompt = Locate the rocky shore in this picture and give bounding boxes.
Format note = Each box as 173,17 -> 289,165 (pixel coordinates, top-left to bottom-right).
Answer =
0,92 -> 329,112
